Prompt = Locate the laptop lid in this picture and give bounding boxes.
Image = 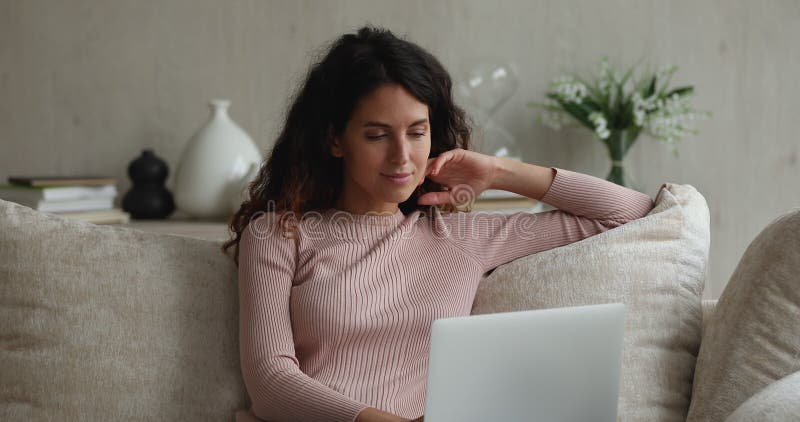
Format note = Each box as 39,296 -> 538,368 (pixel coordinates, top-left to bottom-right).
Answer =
423,303 -> 626,422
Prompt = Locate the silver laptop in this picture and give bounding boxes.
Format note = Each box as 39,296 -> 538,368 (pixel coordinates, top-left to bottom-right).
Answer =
423,303 -> 626,422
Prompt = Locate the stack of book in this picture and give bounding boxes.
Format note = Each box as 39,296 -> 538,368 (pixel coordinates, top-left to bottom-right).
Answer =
0,175 -> 130,224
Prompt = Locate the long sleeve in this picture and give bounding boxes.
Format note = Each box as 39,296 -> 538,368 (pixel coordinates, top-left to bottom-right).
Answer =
238,214 -> 372,422
442,167 -> 655,273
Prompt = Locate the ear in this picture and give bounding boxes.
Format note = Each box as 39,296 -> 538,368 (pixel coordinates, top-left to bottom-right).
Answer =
330,135 -> 343,158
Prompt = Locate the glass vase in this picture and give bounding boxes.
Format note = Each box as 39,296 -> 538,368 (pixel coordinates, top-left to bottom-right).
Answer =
454,59 -> 523,160
603,128 -> 641,191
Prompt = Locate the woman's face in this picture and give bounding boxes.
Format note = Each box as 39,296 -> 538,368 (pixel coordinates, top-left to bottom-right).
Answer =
330,83 -> 431,214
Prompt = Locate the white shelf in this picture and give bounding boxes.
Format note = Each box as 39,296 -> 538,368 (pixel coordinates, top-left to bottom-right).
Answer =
124,219 -> 232,241
117,202 -> 557,240
120,210 -> 231,241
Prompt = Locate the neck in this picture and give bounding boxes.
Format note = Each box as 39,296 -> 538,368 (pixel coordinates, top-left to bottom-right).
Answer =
334,191 -> 400,215
334,202 -> 400,216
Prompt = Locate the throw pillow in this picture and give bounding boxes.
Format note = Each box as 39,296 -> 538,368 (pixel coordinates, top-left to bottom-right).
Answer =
471,182 -> 710,422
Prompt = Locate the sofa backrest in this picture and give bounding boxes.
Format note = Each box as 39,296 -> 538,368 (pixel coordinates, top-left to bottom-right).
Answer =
0,199 -> 246,421
1,180 -> 711,422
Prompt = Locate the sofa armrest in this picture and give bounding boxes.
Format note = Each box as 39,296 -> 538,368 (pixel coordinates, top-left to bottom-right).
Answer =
701,299 -> 717,336
687,209 -> 800,422
725,371 -> 800,421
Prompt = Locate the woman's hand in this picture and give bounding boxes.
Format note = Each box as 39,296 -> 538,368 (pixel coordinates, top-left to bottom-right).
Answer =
417,148 -> 497,206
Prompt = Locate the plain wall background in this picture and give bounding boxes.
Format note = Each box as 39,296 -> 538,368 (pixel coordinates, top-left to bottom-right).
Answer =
2,0 -> 799,299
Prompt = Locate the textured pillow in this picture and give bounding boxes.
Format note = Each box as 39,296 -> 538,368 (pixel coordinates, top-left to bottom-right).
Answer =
471,183 -> 710,422
0,199 -> 245,420
725,371 -> 800,422
686,209 -> 800,422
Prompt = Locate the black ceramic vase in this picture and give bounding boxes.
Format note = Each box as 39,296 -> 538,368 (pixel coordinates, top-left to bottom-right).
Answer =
122,149 -> 175,219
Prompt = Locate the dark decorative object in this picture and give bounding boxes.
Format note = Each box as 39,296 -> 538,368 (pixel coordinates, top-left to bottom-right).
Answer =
122,149 -> 175,219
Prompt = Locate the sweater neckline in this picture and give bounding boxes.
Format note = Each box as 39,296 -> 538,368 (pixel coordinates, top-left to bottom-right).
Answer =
322,207 -> 405,227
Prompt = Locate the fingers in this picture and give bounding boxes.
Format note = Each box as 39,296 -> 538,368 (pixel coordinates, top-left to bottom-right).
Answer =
425,156 -> 437,176
417,191 -> 451,206
427,151 -> 453,177
435,152 -> 450,175
425,160 -> 434,177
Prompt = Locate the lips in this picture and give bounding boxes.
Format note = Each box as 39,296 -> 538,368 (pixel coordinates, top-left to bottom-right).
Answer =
382,172 -> 413,184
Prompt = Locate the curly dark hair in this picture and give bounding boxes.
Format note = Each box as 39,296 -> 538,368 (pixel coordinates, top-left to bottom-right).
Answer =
221,25 -> 473,265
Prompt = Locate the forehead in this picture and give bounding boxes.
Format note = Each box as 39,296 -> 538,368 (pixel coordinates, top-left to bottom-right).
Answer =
350,84 -> 429,127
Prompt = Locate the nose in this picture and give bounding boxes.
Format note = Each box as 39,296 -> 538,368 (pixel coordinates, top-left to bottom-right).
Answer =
388,135 -> 411,164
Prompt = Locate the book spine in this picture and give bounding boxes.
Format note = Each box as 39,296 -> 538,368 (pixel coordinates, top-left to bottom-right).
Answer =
8,177 -> 117,187
38,197 -> 114,213
42,185 -> 117,201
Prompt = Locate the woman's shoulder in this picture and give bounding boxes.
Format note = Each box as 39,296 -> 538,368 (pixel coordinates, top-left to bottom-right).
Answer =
241,210 -> 301,245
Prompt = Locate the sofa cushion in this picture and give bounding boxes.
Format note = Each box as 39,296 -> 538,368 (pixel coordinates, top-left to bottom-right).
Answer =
471,183 -> 710,422
725,371 -> 800,422
686,209 -> 800,422
0,199 -> 245,420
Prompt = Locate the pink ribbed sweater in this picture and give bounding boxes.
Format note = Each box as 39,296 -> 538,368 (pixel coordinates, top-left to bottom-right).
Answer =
236,167 -> 655,422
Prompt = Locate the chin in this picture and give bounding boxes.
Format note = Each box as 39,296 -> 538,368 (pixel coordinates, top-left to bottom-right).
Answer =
384,191 -> 413,204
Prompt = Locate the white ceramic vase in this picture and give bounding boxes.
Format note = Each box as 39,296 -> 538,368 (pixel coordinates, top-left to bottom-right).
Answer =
174,99 -> 262,219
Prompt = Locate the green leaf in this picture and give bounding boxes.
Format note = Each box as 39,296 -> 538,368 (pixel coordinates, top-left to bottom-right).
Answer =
545,92 -> 561,103
614,98 -> 636,129
619,67 -> 634,85
666,86 -> 694,97
656,65 -> 679,96
582,97 -> 604,113
550,96 -> 594,130
572,74 -> 605,105
645,76 -> 657,97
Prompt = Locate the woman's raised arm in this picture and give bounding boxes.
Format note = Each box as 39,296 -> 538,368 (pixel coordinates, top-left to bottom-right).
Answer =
439,162 -> 655,273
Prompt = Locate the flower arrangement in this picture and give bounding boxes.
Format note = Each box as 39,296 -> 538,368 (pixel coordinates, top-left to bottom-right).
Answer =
528,57 -> 710,188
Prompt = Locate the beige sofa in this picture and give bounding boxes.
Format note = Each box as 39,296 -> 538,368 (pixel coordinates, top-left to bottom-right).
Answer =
1,182 -> 798,422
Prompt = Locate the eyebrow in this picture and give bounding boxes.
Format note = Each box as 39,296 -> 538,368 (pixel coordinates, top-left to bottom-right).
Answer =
363,118 -> 429,129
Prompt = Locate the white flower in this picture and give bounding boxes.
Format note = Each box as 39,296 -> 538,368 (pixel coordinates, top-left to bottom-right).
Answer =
622,78 -> 635,96
632,92 -> 658,126
645,109 -> 690,144
589,111 -> 610,139
538,98 -> 575,130
550,76 -> 588,104
597,57 -> 614,83
540,110 -> 566,130
634,109 -> 646,126
663,93 -> 684,114
536,59 -> 708,150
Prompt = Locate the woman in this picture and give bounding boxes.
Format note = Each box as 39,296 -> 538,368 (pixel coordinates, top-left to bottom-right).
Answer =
223,26 -> 654,422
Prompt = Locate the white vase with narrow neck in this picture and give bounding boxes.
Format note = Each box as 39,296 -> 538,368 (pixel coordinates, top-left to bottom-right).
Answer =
173,99 -> 262,219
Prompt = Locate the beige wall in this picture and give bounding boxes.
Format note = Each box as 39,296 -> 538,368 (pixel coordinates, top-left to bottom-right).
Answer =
2,0 -> 798,299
